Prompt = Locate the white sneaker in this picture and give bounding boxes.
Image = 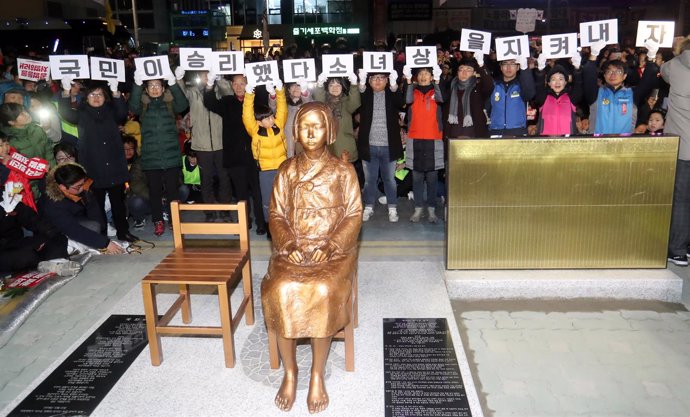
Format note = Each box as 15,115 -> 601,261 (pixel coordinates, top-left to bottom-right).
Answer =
428,207 -> 439,223
362,206 -> 374,221
407,191 -> 414,201
378,195 -> 387,205
388,207 -> 399,222
106,223 -> 117,237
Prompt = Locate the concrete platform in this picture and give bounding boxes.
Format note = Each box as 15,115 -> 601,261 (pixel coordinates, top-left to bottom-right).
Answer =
445,269 -> 683,302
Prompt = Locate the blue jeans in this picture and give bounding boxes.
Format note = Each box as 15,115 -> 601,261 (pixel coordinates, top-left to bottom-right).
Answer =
259,170 -> 277,221
363,145 -> 397,208
413,169 -> 438,208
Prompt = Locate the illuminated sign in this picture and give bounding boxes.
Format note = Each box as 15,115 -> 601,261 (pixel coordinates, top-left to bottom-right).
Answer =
292,26 -> 360,36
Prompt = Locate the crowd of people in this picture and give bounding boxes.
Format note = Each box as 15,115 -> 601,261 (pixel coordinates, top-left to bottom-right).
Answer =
1,31 -> 690,273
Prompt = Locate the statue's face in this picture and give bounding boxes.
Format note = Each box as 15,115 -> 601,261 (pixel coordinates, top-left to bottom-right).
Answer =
296,110 -> 328,153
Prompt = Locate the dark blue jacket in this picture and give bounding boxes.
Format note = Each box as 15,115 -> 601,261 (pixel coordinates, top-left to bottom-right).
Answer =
488,70 -> 536,132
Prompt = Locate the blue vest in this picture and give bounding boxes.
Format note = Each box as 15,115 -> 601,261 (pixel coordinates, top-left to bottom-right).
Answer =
594,86 -> 634,135
489,80 -> 527,131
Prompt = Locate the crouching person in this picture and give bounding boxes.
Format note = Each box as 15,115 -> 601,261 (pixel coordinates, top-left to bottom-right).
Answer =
41,163 -> 124,255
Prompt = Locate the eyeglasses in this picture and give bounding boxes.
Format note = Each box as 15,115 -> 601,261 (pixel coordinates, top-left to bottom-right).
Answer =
147,84 -> 163,90
370,75 -> 387,81
500,62 -> 518,68
88,92 -> 104,98
604,70 -> 625,76
123,146 -> 135,152
458,68 -> 475,73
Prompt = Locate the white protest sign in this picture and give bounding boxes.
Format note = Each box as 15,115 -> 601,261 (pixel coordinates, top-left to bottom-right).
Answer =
495,36 -> 530,61
49,55 -> 90,80
134,55 -> 173,81
89,57 -> 125,82
282,58 -> 316,82
211,51 -> 245,75
363,52 -> 394,73
17,58 -> 50,82
579,19 -> 618,47
404,46 -> 436,69
636,21 -> 675,48
245,60 -> 280,86
515,8 -> 539,33
541,33 -> 578,59
321,54 -> 354,77
179,47 -> 213,71
460,29 -> 492,55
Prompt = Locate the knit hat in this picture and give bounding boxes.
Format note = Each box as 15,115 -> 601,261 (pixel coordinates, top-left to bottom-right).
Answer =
547,64 -> 569,83
457,57 -> 480,73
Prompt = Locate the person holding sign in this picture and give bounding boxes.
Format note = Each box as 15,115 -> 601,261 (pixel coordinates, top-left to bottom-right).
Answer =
261,101 -> 362,414
129,67 -> 189,237
583,39 -> 660,135
57,80 -> 137,243
242,79 -> 287,229
445,57 -> 494,139
487,56 -> 536,136
313,73 -> 361,165
533,51 -> 584,136
357,68 -> 405,223
662,36 -> 690,266
402,65 -> 444,223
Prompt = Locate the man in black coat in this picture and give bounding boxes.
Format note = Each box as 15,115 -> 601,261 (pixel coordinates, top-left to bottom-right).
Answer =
203,74 -> 266,234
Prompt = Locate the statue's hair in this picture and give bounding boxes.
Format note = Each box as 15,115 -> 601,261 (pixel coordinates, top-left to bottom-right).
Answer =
292,101 -> 338,146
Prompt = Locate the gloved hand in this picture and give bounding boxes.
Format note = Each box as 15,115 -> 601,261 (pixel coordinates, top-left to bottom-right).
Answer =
537,54 -> 547,71
165,72 -> 177,86
133,70 -> 143,86
402,65 -> 412,81
571,51 -> 582,69
245,82 -> 255,95
206,70 -> 216,88
61,77 -> 73,92
358,68 -> 368,86
174,66 -> 185,80
432,65 -> 441,83
517,56 -> 528,70
297,79 -> 308,93
644,38 -> 660,61
0,182 -> 22,214
475,53 -> 484,67
274,77 -> 283,91
388,70 -> 398,88
316,72 -> 328,87
348,72 -> 357,85
108,79 -> 119,93
590,40 -> 607,58
265,82 -> 276,96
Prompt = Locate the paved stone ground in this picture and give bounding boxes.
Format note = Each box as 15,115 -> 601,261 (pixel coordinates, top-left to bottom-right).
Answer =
452,297 -> 690,417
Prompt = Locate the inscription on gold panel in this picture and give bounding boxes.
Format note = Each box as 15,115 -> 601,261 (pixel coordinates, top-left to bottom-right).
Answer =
446,136 -> 680,269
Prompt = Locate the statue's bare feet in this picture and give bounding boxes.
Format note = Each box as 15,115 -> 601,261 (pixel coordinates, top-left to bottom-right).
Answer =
307,372 -> 329,414
275,371 -> 297,412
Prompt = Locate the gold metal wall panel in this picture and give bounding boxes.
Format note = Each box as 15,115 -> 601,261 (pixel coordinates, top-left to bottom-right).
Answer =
447,136 -> 679,269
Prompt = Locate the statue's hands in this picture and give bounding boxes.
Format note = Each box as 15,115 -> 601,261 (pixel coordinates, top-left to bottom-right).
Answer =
311,242 -> 336,263
284,241 -> 304,264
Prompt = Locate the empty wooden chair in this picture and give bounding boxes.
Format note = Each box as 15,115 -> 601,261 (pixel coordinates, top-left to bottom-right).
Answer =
141,201 -> 254,368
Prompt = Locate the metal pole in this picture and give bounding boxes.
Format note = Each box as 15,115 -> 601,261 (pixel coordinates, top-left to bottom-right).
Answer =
132,0 -> 140,48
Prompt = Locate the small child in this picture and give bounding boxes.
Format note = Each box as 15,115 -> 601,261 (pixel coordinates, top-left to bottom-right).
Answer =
646,109 -> 665,135
179,140 -> 201,203
242,80 -> 287,225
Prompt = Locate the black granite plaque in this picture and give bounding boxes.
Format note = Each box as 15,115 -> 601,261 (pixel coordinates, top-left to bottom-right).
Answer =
384,318 -> 471,417
8,315 -> 148,417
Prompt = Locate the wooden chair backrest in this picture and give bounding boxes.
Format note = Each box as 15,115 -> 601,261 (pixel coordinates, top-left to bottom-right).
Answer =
170,201 -> 249,251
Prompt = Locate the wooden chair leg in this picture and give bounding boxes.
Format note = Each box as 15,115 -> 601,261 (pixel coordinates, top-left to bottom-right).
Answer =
179,284 -> 191,324
267,327 -> 280,369
353,270 -> 358,329
242,262 -> 254,325
142,283 -> 163,366
344,319 -> 355,372
217,283 -> 236,368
